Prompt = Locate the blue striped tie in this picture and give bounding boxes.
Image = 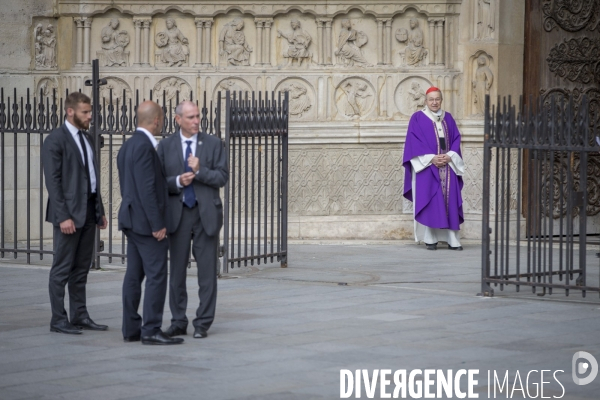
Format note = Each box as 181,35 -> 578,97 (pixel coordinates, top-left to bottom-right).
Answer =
183,140 -> 196,208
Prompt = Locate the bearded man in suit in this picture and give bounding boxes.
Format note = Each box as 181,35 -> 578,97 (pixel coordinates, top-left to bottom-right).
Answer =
42,92 -> 108,335
157,101 -> 228,339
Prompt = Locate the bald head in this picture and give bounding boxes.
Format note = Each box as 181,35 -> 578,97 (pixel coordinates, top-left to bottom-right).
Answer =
175,101 -> 200,138
137,101 -> 164,136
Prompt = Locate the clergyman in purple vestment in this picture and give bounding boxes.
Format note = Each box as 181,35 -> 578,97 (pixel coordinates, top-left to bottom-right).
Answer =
402,87 -> 465,250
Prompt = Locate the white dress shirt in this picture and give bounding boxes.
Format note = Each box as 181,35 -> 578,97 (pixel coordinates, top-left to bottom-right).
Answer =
137,127 -> 159,149
176,131 -> 198,189
65,119 -> 96,193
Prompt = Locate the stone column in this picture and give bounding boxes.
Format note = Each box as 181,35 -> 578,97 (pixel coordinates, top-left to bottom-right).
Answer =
255,20 -> 264,66
83,18 -> 92,65
435,19 -> 444,66
133,19 -> 142,66
204,20 -> 212,66
74,18 -> 85,66
385,19 -> 392,65
194,19 -> 204,66
263,19 -> 273,66
428,19 -> 435,66
316,19 -> 324,65
141,18 -> 152,66
324,19 -> 332,65
376,19 -> 384,65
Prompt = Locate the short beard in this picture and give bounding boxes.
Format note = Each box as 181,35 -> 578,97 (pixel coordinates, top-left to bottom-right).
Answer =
73,113 -> 90,130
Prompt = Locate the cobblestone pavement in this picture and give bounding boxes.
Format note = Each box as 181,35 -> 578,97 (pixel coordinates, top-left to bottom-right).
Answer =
1,242 -> 599,399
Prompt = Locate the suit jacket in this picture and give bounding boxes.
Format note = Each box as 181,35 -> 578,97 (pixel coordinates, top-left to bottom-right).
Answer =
117,130 -> 168,235
156,131 -> 228,237
42,124 -> 105,228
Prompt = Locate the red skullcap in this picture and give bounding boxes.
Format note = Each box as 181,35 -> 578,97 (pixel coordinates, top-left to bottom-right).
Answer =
426,87 -> 441,95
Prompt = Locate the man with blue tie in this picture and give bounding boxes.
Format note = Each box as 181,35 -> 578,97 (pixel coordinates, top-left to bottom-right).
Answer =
157,101 -> 228,339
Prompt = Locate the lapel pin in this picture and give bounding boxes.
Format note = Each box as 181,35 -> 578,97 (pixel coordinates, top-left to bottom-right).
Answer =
198,141 -> 203,145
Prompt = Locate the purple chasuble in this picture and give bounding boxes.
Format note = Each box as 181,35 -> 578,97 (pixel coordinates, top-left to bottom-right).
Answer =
402,111 -> 464,231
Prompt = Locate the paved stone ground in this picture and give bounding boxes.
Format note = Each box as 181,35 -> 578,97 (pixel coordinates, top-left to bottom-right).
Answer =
1,242 -> 599,400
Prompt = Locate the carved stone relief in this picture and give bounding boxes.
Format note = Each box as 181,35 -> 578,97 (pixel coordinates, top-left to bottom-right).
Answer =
542,0 -> 600,32
547,38 -> 600,84
335,78 -> 375,118
396,18 -> 428,67
277,19 -> 313,67
275,78 -> 314,119
99,77 -> 131,105
155,18 -> 190,67
334,19 -> 372,67
219,18 -> 253,66
394,77 -> 432,117
36,77 -> 58,97
476,0 -> 496,40
99,18 -> 130,66
153,77 -> 192,107
288,147 -> 404,216
472,54 -> 494,115
34,24 -> 56,69
213,77 -> 253,103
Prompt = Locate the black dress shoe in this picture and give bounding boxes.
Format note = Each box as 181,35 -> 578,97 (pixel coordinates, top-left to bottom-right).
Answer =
124,334 -> 141,342
165,325 -> 187,337
72,317 -> 108,331
50,321 -> 82,335
448,245 -> 463,251
425,242 -> 438,250
141,331 -> 184,345
193,327 -> 208,339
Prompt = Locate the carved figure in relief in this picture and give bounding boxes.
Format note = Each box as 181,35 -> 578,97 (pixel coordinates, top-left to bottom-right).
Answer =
219,18 -> 253,66
398,18 -> 428,67
34,24 -> 56,69
335,19 -> 372,67
38,79 -> 57,97
101,19 -> 130,67
218,79 -> 244,93
408,81 -> 426,112
278,19 -> 312,67
154,78 -> 190,106
340,81 -> 372,117
472,55 -> 493,115
282,83 -> 311,117
156,18 -> 189,67
477,0 -> 495,40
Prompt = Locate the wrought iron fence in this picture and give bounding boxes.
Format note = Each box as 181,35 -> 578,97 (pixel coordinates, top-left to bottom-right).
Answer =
223,90 -> 289,272
0,61 -> 288,272
481,95 -> 600,297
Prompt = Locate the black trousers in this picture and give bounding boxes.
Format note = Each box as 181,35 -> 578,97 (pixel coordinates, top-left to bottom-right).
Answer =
49,197 -> 96,326
122,229 -> 169,338
168,205 -> 218,331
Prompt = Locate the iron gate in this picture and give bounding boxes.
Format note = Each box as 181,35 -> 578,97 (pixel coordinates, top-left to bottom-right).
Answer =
481,95 -> 600,297
222,91 -> 289,273
0,60 -> 288,272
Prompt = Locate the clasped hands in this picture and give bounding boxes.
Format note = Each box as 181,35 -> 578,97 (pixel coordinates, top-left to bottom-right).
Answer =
433,154 -> 451,168
178,153 -> 200,187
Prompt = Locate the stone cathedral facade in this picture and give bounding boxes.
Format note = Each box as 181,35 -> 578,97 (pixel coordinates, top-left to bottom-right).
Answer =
0,0 -> 525,241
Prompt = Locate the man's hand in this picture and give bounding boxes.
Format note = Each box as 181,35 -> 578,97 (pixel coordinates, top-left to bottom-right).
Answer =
98,216 -> 108,230
433,154 -> 451,168
187,153 -> 200,173
152,228 -> 167,242
179,172 -> 195,187
59,219 -> 76,235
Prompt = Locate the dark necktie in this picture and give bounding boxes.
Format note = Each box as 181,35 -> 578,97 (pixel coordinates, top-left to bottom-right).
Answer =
183,140 -> 196,208
77,130 -> 92,195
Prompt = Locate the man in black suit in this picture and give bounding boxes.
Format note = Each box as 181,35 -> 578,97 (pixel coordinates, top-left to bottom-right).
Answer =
157,101 -> 228,339
117,101 -> 183,345
42,92 -> 108,335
